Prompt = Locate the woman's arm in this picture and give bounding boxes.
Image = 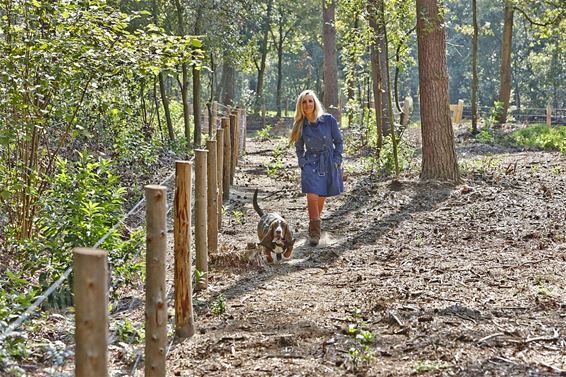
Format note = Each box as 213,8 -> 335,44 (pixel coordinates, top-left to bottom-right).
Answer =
295,129 -> 306,168
330,117 -> 343,165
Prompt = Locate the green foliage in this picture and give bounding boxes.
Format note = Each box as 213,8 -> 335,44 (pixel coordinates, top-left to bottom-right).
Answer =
0,0 -> 203,240
475,128 -> 495,143
255,125 -> 272,141
266,159 -> 283,178
195,269 -> 206,287
362,135 -> 416,176
509,125 -> 566,153
344,308 -> 376,371
231,210 -> 244,225
110,227 -> 146,292
486,101 -> 505,128
36,151 -> 125,265
115,318 -> 144,343
211,294 -> 226,316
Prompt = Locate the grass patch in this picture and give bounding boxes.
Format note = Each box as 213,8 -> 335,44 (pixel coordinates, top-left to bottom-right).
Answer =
508,124 -> 566,153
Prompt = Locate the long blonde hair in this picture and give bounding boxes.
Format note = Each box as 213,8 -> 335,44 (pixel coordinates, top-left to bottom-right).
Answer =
289,90 -> 325,143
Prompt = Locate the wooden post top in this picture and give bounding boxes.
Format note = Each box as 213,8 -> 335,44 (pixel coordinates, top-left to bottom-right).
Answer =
145,184 -> 167,191
73,248 -> 107,257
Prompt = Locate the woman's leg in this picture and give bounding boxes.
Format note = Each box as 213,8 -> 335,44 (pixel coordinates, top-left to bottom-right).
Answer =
306,193 -> 320,220
306,193 -> 323,246
318,196 -> 326,218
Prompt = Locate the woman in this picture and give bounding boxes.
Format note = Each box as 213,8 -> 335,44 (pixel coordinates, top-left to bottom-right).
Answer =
290,90 -> 344,246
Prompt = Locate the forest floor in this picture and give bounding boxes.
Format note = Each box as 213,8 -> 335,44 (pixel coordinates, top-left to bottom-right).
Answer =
159,120 -> 565,376
15,120 -> 565,377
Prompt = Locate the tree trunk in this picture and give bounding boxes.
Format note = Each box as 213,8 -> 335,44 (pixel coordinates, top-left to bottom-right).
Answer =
382,12 -> 399,177
322,0 -> 339,119
471,0 -> 479,134
275,19 -> 283,117
254,0 -> 273,115
376,3 -> 391,137
368,0 -> 383,154
152,0 -> 174,140
174,0 -> 191,142
416,0 -> 460,183
496,1 -> 514,125
221,60 -> 235,106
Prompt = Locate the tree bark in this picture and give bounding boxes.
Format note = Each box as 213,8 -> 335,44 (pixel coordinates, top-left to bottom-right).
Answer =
275,14 -> 284,117
174,0 -> 191,142
368,0 -> 383,154
471,0 -> 479,134
151,0 -> 174,140
254,0 -> 273,115
416,0 -> 460,183
322,0 -> 339,119
221,60 -> 235,106
497,1 -> 514,125
376,2 -> 391,136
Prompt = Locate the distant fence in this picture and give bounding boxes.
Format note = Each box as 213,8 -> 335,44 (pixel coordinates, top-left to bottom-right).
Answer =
0,104 -> 247,376
408,101 -> 566,125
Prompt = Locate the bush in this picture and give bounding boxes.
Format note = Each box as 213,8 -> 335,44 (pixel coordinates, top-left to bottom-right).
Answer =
509,124 -> 566,153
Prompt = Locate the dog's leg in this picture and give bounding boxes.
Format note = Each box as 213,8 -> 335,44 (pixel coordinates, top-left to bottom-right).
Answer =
263,248 -> 274,263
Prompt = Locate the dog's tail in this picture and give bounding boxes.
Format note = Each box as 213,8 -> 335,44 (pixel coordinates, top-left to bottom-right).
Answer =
252,188 -> 264,217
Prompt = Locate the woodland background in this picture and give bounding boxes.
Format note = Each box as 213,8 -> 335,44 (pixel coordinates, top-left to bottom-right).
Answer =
0,0 -> 564,375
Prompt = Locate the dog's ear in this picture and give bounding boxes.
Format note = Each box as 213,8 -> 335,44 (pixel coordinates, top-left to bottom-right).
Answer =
259,228 -> 274,249
283,222 -> 293,243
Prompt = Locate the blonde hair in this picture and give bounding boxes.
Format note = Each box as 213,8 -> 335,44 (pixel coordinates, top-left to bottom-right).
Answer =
289,90 -> 325,143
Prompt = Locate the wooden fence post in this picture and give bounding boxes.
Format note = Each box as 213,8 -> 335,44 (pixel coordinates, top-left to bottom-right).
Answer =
144,185 -> 168,377
457,99 -> 464,123
74,248 -> 108,377
229,113 -> 237,184
238,108 -> 246,156
401,96 -> 413,128
206,140 -> 218,255
222,117 -> 231,201
174,161 -> 195,338
194,150 -> 208,290
211,101 -> 218,135
216,126 -> 224,229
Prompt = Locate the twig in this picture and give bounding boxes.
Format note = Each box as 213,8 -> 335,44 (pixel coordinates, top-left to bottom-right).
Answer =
477,332 -> 505,344
517,257 -> 552,268
538,361 -> 566,373
389,311 -> 404,327
525,329 -> 559,343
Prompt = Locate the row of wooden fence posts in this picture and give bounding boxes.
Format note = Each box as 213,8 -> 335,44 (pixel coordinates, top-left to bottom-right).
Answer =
73,108 -> 245,377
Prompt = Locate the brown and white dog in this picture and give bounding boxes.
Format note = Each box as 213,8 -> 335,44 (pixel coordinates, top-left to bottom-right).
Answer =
253,189 -> 295,263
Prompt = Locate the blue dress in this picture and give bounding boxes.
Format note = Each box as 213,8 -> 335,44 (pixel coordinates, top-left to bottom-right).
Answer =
295,114 -> 344,197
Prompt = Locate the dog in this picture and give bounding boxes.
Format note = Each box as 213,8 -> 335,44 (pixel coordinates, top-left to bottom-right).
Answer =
253,189 -> 295,263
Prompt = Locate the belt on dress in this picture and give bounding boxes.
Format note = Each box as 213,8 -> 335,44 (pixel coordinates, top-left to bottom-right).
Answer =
307,146 -> 337,183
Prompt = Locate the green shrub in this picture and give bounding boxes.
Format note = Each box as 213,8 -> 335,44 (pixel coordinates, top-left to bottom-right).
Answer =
509,124 -> 566,153
362,135 -> 416,175
255,125 -> 272,141
475,128 -> 495,143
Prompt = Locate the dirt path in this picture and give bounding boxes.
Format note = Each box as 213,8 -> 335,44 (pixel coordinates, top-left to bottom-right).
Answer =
165,123 -> 566,376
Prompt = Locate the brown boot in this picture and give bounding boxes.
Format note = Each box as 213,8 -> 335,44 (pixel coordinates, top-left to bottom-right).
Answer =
308,219 -> 321,246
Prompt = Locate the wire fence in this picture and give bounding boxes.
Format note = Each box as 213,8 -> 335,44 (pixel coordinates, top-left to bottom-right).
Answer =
0,176 -> 155,341
0,170 -> 178,375
1,104 -> 247,375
